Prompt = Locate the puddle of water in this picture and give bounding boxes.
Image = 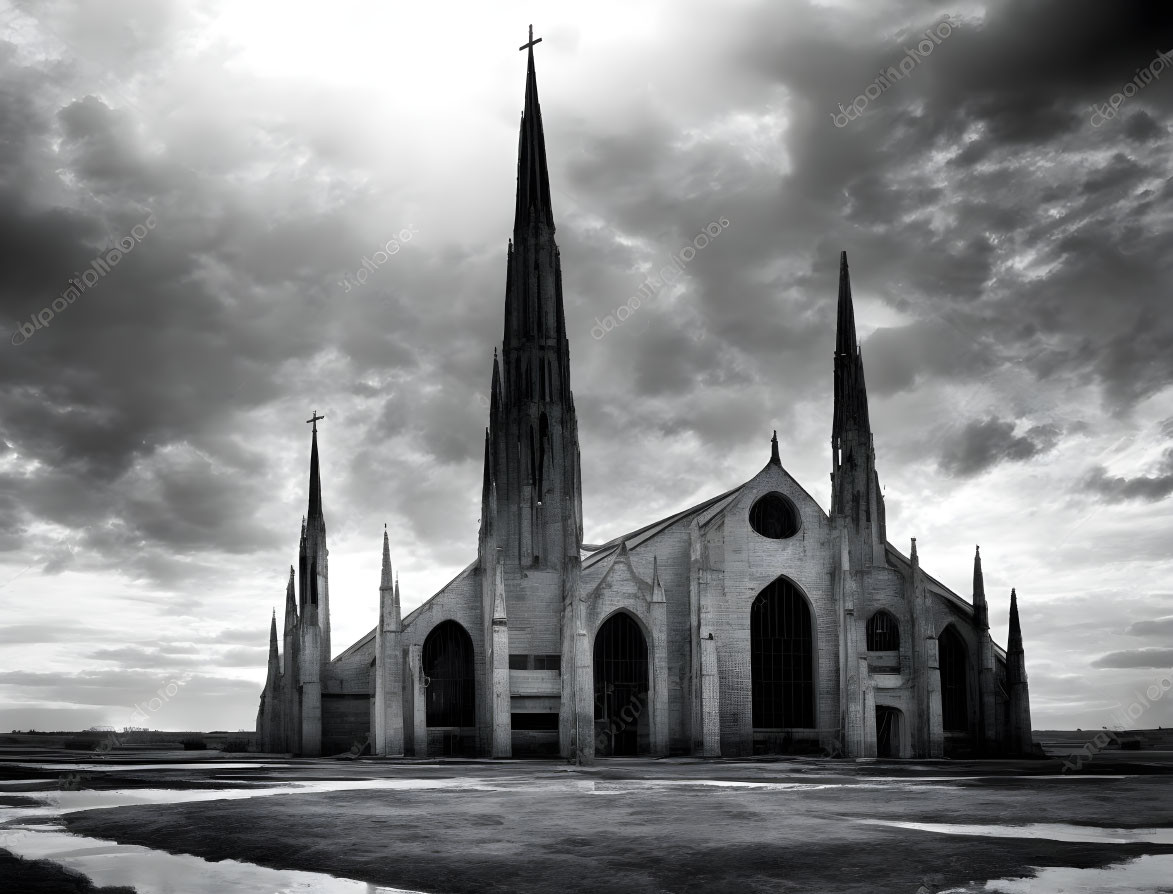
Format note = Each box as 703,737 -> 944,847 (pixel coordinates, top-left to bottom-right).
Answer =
941,854 -> 1173,893
0,777 -> 511,825
0,826 -> 428,894
859,819 -> 1173,845
9,762 -> 298,772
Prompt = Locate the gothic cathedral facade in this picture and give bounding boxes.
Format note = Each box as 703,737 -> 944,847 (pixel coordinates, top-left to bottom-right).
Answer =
256,39 -> 1034,761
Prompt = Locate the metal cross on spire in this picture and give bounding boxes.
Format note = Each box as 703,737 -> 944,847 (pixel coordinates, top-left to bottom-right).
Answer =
306,410 -> 325,432
519,24 -> 542,52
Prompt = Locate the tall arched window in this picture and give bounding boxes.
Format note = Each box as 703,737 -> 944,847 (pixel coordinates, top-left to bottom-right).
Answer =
866,611 -> 900,651
751,577 -> 815,728
423,621 -> 475,727
939,625 -> 969,733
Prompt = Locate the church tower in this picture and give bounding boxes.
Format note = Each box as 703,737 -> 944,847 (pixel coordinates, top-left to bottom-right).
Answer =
479,27 -> 584,758
830,252 -> 888,757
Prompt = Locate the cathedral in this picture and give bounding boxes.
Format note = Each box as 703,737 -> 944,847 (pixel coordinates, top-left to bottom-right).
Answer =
256,33 -> 1035,761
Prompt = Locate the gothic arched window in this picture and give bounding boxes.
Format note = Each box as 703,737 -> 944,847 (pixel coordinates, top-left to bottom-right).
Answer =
751,576 -> 815,728
866,611 -> 900,651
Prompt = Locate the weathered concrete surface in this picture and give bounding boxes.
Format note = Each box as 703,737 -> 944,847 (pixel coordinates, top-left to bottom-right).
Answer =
16,754 -> 1168,894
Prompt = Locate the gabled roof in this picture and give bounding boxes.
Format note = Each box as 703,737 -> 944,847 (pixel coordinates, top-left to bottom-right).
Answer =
581,484 -> 747,571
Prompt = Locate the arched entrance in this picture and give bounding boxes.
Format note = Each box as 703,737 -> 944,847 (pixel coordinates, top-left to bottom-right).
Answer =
876,706 -> 902,758
751,576 -> 815,752
593,612 -> 649,757
423,620 -> 476,755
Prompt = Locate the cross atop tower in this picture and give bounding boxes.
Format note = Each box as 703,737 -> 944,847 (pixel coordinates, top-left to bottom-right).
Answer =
519,24 -> 542,52
306,411 -> 325,432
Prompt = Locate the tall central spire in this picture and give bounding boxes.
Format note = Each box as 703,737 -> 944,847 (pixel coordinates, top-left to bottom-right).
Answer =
480,29 -> 582,740
514,24 -> 553,235
306,411 -> 325,523
830,251 -> 884,563
832,252 -> 870,446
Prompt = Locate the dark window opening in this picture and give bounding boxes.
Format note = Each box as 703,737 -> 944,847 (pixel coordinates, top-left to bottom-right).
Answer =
512,712 -> 559,731
534,654 -> 561,671
751,577 -> 815,728
866,611 -> 900,651
940,626 -> 969,733
508,654 -> 529,671
423,620 -> 475,727
749,493 -> 800,539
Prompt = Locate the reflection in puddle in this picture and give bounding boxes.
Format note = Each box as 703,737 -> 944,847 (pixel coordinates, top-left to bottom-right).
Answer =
0,826 -> 428,894
941,854 -> 1173,894
858,819 -> 1173,845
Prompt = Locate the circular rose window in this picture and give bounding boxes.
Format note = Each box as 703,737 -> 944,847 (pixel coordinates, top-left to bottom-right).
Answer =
749,492 -> 800,539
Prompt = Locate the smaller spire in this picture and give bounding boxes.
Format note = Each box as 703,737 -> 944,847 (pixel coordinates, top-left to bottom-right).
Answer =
269,610 -> 278,654
490,352 -> 502,418
380,527 -> 393,590
1008,588 -> 1023,649
284,565 -> 297,630
973,545 -> 988,630
770,430 -> 780,466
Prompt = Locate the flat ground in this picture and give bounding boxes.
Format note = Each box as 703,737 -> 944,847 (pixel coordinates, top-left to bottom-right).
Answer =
2,746 -> 1173,893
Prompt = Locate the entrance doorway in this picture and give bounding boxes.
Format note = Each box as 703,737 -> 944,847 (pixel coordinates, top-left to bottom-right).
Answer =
876,706 -> 902,758
593,612 -> 649,756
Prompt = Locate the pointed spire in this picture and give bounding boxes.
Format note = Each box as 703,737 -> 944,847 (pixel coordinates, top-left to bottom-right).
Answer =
770,430 -> 781,466
1008,588 -> 1022,649
380,526 -> 393,590
284,565 -> 297,630
514,25 -> 554,235
489,351 -> 502,436
973,545 -> 989,630
307,423 -> 324,523
269,609 -> 278,656
836,251 -> 858,358
832,251 -> 871,445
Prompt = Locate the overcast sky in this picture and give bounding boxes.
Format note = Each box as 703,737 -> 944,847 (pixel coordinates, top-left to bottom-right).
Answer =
0,0 -> 1171,734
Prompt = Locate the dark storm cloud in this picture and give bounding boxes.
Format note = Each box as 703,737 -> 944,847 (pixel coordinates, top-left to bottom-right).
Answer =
1090,649 -> 1173,670
939,417 -> 1060,477
1126,615 -> 1173,637
1082,447 -> 1173,503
